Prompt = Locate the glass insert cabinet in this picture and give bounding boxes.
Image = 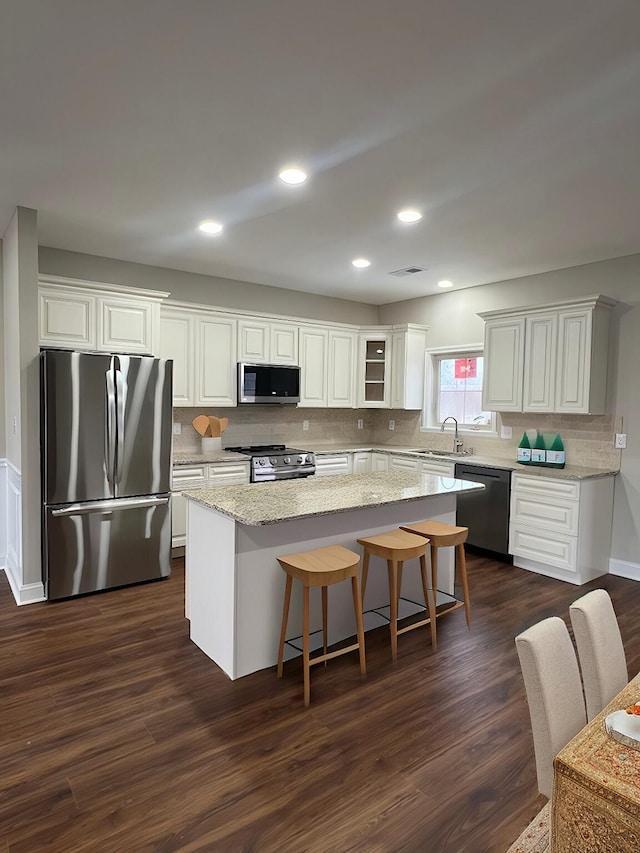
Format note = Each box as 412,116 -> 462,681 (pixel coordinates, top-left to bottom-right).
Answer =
358,332 -> 392,407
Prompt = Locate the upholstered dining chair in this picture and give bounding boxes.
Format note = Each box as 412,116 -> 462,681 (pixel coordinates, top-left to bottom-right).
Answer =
569,589 -> 628,721
515,616 -> 587,799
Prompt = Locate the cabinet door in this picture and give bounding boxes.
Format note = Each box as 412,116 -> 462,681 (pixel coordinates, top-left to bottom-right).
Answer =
421,460 -> 455,477
555,308 -> 591,412
270,323 -> 298,365
328,330 -> 356,407
314,454 -> 352,476
39,288 -> 96,349
353,452 -> 371,473
391,328 -> 427,410
299,327 -> 328,406
208,462 -> 250,484
238,320 -> 270,363
523,313 -> 557,412
482,318 -> 525,411
196,316 -> 237,407
159,309 -> 195,405
389,455 -> 421,473
98,297 -> 157,354
371,453 -> 389,472
358,334 -> 391,408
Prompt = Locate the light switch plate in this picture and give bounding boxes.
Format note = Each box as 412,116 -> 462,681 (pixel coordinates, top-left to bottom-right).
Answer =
172,422 -> 182,435
615,433 -> 627,449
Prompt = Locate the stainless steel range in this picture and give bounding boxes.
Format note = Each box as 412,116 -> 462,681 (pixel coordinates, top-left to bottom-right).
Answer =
226,444 -> 316,482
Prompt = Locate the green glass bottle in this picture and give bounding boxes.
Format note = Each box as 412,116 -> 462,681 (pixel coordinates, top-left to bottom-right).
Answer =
517,431 -> 532,463
531,431 -> 547,464
546,433 -> 565,468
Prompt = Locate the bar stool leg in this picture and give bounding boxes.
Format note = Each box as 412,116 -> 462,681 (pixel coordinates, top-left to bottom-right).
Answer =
387,559 -> 398,661
361,549 -> 370,605
351,576 -> 367,675
420,553 -> 437,651
457,543 -> 471,628
430,543 -> 438,608
277,574 -> 293,678
322,585 -> 328,664
303,585 -> 311,708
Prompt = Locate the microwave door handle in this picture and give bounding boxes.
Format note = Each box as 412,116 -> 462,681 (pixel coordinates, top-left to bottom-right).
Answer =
115,369 -> 126,485
105,368 -> 116,488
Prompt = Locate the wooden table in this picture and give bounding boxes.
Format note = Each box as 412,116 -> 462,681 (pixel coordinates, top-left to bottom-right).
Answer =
552,671 -> 640,852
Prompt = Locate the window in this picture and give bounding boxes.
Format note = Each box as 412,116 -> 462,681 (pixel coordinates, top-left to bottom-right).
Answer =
423,345 -> 495,433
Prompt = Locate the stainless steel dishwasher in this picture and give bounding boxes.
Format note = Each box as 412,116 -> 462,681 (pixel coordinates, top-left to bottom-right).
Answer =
454,462 -> 512,561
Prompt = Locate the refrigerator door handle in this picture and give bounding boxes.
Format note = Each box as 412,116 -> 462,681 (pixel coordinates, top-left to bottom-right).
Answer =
105,368 -> 117,487
51,495 -> 170,517
115,369 -> 126,484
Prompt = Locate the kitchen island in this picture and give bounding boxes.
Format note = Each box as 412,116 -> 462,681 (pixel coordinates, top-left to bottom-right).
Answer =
183,471 -> 483,679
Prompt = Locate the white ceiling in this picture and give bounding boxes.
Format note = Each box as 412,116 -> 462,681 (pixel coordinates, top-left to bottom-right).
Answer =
2,0 -> 640,305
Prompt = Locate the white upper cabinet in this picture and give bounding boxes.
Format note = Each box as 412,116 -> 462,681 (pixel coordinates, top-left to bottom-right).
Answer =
39,275 -> 168,355
299,326 -> 328,406
159,307 -> 196,405
237,319 -> 298,365
480,295 -> 616,414
196,314 -> 237,407
391,325 -> 429,410
358,330 -> 391,408
327,329 -> 357,407
482,316 -> 525,412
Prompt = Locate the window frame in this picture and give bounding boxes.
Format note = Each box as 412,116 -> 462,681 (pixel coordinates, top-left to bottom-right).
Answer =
421,344 -> 497,436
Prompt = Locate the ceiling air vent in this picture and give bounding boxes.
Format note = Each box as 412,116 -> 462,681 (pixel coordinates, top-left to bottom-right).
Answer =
388,266 -> 428,277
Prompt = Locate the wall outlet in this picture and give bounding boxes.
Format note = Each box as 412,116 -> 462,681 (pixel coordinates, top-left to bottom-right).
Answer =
615,433 -> 627,449
500,425 -> 512,439
302,420 -> 309,431
12,416 -> 17,435
357,418 -> 364,429
389,419 -> 395,431
172,422 -> 182,435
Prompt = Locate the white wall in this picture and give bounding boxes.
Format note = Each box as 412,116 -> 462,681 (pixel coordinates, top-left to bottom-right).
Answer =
379,252 -> 640,568
2,207 -> 43,600
39,247 -> 379,326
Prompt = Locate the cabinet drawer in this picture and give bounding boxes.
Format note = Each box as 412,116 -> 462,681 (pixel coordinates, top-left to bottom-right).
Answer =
315,454 -> 352,476
208,463 -> 250,484
389,455 -> 421,473
422,461 -> 455,477
510,492 -> 579,535
371,453 -> 389,472
512,474 -> 580,502
509,525 -> 577,572
172,466 -> 207,489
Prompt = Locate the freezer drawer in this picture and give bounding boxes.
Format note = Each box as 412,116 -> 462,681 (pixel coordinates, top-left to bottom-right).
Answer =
45,495 -> 171,599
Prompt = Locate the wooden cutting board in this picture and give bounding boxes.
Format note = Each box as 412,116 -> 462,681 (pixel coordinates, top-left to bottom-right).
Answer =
192,415 -> 210,436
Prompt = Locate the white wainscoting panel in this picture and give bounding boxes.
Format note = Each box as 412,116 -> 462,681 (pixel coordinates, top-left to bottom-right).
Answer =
0,460 -> 6,571
4,461 -> 46,605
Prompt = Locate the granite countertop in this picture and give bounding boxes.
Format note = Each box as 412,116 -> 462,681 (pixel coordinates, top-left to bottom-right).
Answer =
309,444 -> 618,481
173,450 -> 251,465
182,470 -> 484,526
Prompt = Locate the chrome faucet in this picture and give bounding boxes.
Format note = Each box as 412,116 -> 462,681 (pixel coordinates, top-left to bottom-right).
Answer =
441,416 -> 464,453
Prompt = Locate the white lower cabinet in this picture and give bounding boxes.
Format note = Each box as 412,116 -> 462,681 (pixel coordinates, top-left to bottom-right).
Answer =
171,461 -> 249,547
314,454 -> 353,476
421,460 -> 455,477
352,452 -> 372,473
371,452 -> 389,472
509,473 -> 614,585
388,454 -> 421,473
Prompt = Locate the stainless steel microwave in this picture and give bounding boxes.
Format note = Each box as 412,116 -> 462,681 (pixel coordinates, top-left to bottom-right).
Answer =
237,363 -> 300,404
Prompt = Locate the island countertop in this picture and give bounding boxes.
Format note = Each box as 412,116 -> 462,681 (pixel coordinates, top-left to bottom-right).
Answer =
182,470 -> 483,526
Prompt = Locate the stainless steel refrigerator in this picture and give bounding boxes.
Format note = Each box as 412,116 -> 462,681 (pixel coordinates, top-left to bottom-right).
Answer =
41,349 -> 173,600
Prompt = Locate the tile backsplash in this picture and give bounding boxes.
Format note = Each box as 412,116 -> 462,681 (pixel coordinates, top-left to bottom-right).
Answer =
173,406 -> 620,470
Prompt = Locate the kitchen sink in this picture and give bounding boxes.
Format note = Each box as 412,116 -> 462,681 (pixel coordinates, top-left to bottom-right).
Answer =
408,449 -> 456,457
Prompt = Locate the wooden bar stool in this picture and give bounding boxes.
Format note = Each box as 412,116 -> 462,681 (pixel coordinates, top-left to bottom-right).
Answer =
400,521 -> 471,628
277,544 -> 366,707
356,529 -> 436,660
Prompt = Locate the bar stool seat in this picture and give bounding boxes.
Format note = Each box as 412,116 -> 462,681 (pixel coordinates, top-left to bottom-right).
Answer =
276,544 -> 366,707
356,528 -> 436,660
399,520 -> 470,628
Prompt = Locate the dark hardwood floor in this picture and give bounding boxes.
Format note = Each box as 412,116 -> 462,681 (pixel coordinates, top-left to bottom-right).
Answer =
2,554 -> 640,853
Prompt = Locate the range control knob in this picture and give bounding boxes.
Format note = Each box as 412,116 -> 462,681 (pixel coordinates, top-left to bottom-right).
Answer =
270,457 -> 278,465
283,456 -> 291,464
258,457 -> 267,466
296,455 -> 303,464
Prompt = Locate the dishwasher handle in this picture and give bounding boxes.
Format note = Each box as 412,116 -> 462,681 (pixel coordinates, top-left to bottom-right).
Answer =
454,464 -> 512,484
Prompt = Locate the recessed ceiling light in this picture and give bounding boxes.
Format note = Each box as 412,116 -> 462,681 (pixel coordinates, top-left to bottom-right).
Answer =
279,167 -> 308,185
438,280 -> 453,289
198,220 -> 223,235
352,258 -> 371,269
397,209 -> 422,223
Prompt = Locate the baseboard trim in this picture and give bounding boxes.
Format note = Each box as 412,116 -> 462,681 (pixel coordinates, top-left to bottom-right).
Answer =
4,561 -> 46,605
609,558 -> 640,582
